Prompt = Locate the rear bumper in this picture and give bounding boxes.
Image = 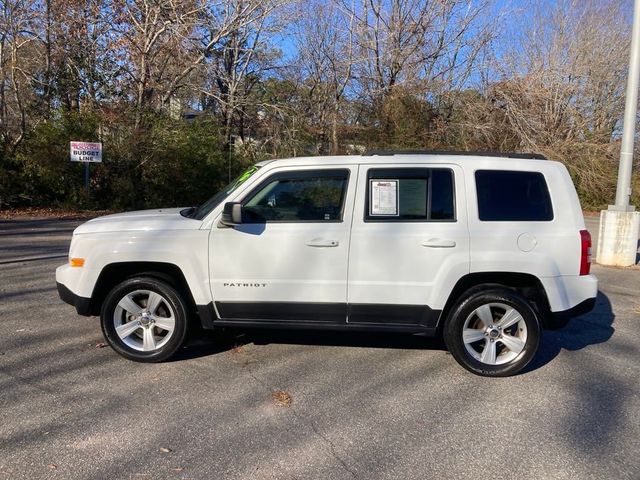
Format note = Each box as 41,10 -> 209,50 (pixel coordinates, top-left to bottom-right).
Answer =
57,281 -> 92,316
552,296 -> 597,319
540,274 -> 598,313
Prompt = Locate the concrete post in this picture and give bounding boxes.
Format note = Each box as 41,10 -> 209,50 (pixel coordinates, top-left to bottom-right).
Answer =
597,211 -> 640,266
614,0 -> 640,210
597,0 -> 640,266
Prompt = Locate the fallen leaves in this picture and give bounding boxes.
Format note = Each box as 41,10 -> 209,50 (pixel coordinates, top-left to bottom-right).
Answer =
272,390 -> 293,407
159,447 -> 172,453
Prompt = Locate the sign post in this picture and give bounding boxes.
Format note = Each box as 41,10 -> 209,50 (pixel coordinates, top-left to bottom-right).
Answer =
70,141 -> 102,197
84,162 -> 90,195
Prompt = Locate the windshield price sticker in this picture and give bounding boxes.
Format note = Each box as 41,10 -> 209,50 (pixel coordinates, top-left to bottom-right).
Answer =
371,179 -> 399,216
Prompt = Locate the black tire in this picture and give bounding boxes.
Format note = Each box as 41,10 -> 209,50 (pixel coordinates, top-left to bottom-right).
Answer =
101,276 -> 189,362
443,288 -> 541,377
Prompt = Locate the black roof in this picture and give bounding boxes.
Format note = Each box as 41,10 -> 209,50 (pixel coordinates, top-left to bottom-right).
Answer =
362,150 -> 547,160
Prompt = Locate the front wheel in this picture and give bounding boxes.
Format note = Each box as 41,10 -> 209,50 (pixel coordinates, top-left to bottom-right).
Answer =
443,288 -> 540,377
101,277 -> 189,362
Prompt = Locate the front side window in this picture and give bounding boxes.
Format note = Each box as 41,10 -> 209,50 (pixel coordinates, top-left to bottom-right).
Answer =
475,170 -> 553,221
365,168 -> 455,221
242,169 -> 349,222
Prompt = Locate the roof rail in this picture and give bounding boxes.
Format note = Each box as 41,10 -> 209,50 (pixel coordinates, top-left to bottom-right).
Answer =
362,150 -> 547,160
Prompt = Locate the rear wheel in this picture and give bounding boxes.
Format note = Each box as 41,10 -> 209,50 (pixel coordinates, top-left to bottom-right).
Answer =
443,288 -> 540,377
101,277 -> 189,362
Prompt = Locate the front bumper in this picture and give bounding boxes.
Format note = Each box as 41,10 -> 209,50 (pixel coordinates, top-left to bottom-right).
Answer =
56,262 -> 98,316
56,281 -> 92,316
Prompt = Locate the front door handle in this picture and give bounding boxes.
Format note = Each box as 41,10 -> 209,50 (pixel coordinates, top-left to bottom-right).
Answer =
306,238 -> 339,247
422,238 -> 456,248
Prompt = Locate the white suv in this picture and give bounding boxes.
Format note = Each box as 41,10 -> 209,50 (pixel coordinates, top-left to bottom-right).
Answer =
56,152 -> 598,376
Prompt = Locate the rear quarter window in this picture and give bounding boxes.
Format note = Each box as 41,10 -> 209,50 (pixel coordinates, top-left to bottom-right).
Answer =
475,170 -> 553,221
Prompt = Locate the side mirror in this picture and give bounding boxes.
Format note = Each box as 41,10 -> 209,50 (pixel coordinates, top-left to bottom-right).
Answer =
221,202 -> 243,226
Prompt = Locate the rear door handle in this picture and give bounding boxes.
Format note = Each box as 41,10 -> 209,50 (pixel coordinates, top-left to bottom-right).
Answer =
422,239 -> 456,248
306,238 -> 339,247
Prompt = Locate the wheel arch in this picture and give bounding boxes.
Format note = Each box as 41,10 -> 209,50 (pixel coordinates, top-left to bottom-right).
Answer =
89,262 -> 198,319
437,272 -> 551,331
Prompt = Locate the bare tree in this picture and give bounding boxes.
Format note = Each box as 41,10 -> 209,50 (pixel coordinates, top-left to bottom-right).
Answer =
293,0 -> 355,153
335,0 -> 495,143
491,0 -> 629,148
110,0 -> 205,127
195,0 -> 292,147
478,0 -> 631,204
0,0 -> 42,150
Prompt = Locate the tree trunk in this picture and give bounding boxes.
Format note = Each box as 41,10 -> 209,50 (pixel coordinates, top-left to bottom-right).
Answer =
330,101 -> 339,154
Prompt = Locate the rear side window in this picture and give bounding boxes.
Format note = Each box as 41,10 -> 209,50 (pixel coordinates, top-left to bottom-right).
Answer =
365,168 -> 455,221
242,169 -> 349,222
475,170 -> 553,221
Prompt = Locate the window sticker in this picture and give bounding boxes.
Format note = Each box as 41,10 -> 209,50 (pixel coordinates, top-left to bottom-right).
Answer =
370,179 -> 399,216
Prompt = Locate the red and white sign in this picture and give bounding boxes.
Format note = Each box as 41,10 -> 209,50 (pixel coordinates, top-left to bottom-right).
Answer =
70,141 -> 102,163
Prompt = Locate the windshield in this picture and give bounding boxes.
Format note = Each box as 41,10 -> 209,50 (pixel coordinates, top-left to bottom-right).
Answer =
191,166 -> 261,220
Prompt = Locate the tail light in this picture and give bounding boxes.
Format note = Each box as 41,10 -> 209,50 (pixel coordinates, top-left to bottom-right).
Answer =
579,230 -> 591,275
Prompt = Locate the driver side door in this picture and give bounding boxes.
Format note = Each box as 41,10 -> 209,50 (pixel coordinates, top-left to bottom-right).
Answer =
209,166 -> 357,325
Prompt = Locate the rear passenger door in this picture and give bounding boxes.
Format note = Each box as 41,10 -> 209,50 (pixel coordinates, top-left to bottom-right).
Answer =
347,164 -> 470,328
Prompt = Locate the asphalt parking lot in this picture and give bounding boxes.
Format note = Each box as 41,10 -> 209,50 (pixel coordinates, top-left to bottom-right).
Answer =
1,217 -> 639,480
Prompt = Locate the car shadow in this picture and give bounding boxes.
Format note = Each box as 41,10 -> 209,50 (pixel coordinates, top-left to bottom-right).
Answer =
173,291 -> 614,373
172,323 -> 447,362
171,329 -> 237,361
244,329 -> 446,351
524,290 -> 615,373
